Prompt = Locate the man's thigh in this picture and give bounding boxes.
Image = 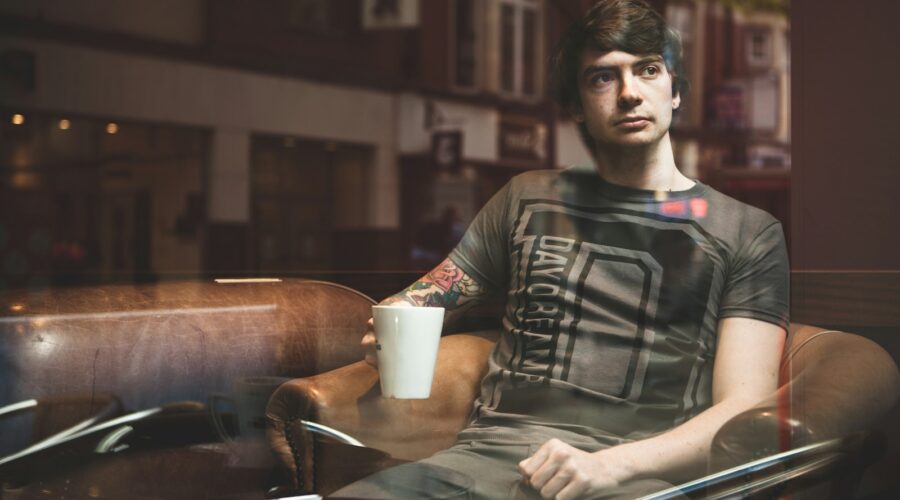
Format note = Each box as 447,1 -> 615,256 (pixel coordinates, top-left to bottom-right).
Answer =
330,441 -> 536,500
330,428 -> 680,499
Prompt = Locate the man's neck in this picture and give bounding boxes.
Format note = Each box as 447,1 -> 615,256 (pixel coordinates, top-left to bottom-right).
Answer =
591,134 -> 694,192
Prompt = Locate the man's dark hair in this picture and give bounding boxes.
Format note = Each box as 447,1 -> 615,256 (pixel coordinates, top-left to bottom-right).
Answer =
550,0 -> 688,115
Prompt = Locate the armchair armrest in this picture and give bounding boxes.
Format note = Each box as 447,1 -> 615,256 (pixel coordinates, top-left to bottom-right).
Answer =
704,328 -> 900,498
712,329 -> 899,468
647,432 -> 883,500
266,330 -> 498,494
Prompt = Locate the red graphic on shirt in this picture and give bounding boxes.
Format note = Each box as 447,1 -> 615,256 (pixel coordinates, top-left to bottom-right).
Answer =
660,200 -> 687,216
690,198 -> 709,218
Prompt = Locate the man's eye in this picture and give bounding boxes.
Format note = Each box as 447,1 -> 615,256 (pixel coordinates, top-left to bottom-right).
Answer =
590,72 -> 614,85
642,66 -> 660,77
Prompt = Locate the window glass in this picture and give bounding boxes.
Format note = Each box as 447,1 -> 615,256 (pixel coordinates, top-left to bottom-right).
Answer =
454,0 -> 479,88
500,3 -> 516,93
497,0 -> 540,98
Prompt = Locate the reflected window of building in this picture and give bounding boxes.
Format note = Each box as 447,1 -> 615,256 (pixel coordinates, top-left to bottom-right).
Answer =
666,0 -> 697,129
497,0 -> 542,99
0,109 -> 209,290
286,0 -> 335,33
250,135 -> 374,272
285,0 -> 363,34
748,28 -> 773,67
452,0 -> 482,89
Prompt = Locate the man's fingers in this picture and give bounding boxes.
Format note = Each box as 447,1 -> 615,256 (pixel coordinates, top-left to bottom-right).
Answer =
529,459 -> 563,493
362,318 -> 377,367
518,444 -> 549,476
539,468 -> 574,500
555,478 -> 590,500
525,446 -> 565,490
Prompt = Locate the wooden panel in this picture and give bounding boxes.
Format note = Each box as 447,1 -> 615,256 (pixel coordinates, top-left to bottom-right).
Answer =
791,271 -> 900,328
791,0 -> 900,270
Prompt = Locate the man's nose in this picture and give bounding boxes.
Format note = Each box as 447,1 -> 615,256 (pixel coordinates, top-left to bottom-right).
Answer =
617,75 -> 643,109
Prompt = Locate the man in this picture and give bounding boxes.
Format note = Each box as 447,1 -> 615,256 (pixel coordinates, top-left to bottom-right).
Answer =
338,0 -> 789,498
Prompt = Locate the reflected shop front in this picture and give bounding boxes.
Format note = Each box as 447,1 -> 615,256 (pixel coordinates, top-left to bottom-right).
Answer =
1,0 -> 899,499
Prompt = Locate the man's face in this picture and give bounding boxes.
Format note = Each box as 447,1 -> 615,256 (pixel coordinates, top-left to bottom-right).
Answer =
574,49 -> 680,149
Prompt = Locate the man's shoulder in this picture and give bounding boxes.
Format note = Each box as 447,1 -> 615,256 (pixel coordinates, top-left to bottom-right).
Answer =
505,166 -> 592,193
703,184 -> 779,221
700,183 -> 783,240
508,168 -> 568,184
499,168 -> 568,200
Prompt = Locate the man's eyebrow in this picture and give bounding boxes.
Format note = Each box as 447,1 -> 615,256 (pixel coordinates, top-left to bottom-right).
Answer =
633,55 -> 664,66
580,56 -> 665,78
581,65 -> 616,78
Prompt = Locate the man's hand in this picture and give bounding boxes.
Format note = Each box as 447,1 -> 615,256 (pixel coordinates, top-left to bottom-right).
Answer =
361,298 -> 412,368
360,257 -> 488,368
518,439 -> 633,500
362,317 -> 378,367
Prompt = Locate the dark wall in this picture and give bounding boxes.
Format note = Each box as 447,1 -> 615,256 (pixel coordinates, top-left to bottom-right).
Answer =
792,3 -> 900,495
791,0 -> 900,270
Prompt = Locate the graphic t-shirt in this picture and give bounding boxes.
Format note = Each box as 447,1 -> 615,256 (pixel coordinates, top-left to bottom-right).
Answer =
449,166 -> 789,440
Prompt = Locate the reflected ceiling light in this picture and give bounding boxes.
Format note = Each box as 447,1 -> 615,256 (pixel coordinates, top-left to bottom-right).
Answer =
11,114 -> 25,125
58,119 -> 71,130
214,278 -> 282,284
105,122 -> 119,134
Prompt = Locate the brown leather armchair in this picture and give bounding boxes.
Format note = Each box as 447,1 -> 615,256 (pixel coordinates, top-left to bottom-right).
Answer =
266,289 -> 900,498
0,279 -> 376,498
3,279 -> 895,498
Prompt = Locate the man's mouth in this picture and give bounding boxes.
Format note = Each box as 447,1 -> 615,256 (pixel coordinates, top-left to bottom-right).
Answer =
614,115 -> 653,130
614,115 -> 652,126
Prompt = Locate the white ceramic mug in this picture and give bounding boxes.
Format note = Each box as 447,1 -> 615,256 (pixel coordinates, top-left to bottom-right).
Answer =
372,305 -> 445,399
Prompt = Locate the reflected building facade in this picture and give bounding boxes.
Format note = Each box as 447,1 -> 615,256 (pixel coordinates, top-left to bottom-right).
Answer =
0,0 -> 789,288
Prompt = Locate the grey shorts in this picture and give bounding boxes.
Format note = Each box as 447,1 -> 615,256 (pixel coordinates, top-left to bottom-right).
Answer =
330,425 -> 676,499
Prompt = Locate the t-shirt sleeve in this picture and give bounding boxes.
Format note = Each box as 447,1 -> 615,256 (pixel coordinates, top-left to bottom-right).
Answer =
719,221 -> 790,330
448,181 -> 513,292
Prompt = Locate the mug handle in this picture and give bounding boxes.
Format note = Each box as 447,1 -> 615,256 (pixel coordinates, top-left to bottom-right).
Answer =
208,392 -> 236,442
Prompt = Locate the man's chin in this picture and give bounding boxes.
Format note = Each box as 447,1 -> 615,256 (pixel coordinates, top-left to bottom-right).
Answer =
608,134 -> 659,148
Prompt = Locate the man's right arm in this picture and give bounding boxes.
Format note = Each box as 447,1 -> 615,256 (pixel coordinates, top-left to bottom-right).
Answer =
362,256 -> 491,366
384,257 -> 488,309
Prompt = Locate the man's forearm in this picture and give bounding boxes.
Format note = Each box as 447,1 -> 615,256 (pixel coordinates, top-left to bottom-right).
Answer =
518,395 -> 772,498
600,396 -> 767,484
595,318 -> 785,486
383,257 -> 487,310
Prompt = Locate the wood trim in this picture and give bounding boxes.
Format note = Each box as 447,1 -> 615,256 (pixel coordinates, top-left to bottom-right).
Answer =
791,271 -> 900,328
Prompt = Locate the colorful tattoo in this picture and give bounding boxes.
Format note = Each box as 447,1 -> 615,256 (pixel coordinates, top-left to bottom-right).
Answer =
427,261 -> 464,292
388,258 -> 486,309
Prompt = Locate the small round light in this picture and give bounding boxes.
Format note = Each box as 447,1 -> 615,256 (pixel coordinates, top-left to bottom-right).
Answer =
59,119 -> 71,130
11,114 -> 25,125
106,122 -> 119,134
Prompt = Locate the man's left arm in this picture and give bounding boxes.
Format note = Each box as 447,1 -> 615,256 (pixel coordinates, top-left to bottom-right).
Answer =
519,317 -> 786,500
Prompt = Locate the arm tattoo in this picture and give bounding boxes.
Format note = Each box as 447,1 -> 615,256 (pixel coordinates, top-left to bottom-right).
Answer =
385,258 -> 486,309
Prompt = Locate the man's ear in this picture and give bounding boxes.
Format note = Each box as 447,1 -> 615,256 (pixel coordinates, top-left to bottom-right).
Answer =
672,90 -> 681,110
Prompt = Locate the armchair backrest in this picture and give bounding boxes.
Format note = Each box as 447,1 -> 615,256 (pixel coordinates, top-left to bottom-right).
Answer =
0,279 -> 375,455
